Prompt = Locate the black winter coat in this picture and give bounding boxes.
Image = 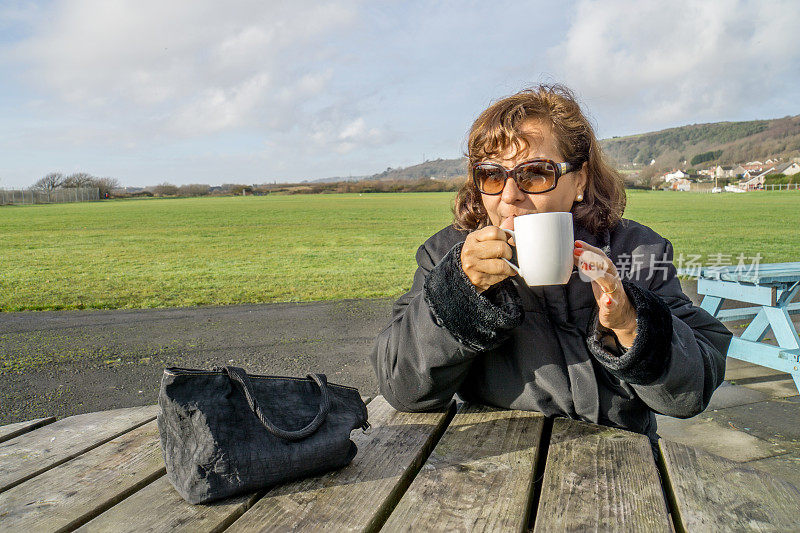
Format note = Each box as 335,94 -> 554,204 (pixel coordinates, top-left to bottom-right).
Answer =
371,218 -> 732,441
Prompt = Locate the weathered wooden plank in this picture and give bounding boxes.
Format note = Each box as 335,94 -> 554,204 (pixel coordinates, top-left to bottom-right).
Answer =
224,395 -> 455,532
534,418 -> 671,532
77,397 -> 377,533
0,405 -> 157,494
659,439 -> 800,531
383,404 -> 544,532
0,420 -> 164,533
75,476 -> 260,533
0,417 -> 56,444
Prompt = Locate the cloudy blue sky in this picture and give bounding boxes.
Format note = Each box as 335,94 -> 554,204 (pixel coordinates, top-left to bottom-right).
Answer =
1,0 -> 798,188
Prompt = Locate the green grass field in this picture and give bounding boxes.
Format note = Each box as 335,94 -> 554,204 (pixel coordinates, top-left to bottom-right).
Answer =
2,191 -> 798,311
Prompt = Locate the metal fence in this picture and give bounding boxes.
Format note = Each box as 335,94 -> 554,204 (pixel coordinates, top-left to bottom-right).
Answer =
763,183 -> 800,191
0,188 -> 100,206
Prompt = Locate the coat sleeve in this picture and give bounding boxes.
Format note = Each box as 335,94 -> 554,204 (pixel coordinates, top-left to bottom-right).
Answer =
371,238 -> 523,412
586,237 -> 732,418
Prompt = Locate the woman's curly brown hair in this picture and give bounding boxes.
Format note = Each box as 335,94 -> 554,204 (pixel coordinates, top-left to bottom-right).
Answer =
453,84 -> 626,235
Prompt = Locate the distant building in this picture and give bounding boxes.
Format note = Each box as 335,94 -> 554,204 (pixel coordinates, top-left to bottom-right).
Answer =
742,163 -> 766,172
740,165 -> 778,190
663,169 -> 688,182
731,165 -> 747,176
757,166 -> 777,177
670,178 -> 691,191
775,162 -> 800,176
715,165 -> 735,178
740,174 -> 765,190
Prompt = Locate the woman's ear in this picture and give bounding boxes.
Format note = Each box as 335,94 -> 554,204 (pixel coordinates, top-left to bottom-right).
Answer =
574,161 -> 588,199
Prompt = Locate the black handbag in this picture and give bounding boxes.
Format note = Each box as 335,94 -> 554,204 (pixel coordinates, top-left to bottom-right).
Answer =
157,366 -> 370,504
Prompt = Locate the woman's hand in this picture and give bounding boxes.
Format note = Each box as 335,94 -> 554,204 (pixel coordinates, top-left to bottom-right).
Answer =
573,240 -> 638,348
460,225 -> 516,293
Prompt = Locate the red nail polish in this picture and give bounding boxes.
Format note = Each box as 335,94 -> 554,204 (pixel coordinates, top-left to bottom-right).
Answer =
575,241 -> 583,248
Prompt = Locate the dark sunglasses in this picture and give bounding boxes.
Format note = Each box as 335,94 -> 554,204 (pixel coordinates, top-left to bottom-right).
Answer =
472,158 -> 579,195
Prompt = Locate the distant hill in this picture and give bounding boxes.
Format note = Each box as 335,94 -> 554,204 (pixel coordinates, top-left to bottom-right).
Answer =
365,157 -> 468,182
333,115 -> 800,183
308,174 -> 370,183
601,115 -> 800,168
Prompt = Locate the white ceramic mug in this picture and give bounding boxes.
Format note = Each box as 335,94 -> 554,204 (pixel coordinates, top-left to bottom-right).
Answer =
500,212 -> 574,286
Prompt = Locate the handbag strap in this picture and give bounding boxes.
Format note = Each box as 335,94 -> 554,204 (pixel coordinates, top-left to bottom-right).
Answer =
222,366 -> 331,442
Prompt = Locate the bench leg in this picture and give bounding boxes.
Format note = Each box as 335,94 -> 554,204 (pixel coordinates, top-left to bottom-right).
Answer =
763,307 -> 800,351
699,295 -> 724,317
740,308 -> 770,343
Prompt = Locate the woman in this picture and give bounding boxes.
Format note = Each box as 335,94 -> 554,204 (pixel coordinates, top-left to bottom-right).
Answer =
371,84 -> 731,441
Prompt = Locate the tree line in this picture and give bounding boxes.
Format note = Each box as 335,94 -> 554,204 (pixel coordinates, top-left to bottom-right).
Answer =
266,176 -> 464,195
690,150 -> 724,166
33,172 -> 119,197
143,177 -> 465,197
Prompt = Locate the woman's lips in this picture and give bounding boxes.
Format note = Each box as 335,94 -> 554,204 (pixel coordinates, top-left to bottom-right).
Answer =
500,212 -> 535,229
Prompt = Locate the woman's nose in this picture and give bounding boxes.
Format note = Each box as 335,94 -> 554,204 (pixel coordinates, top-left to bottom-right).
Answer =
500,175 -> 526,203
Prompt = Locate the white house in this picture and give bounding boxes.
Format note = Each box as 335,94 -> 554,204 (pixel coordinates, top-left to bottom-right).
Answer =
775,162 -> 800,176
740,166 -> 776,190
740,174 -> 765,190
715,165 -> 735,178
663,170 -> 688,182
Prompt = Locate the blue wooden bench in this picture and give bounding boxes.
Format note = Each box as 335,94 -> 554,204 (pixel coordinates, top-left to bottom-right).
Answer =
681,262 -> 800,393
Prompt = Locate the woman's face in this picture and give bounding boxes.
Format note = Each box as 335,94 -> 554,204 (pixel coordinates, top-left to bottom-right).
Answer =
479,118 -> 587,230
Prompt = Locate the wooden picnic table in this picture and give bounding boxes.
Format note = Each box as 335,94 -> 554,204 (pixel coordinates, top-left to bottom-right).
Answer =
1,400 -> 798,532
684,262 -> 800,393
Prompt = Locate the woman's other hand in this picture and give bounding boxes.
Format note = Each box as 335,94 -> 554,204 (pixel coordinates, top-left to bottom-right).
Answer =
573,240 -> 638,348
460,225 -> 517,293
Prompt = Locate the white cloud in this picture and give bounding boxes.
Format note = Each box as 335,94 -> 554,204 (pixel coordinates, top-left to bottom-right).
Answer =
6,0 -> 374,140
548,0 -> 800,131
308,112 -> 393,155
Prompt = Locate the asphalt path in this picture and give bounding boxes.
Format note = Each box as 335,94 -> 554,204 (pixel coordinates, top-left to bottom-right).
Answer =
4,279 -> 777,426
0,298 -> 394,424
